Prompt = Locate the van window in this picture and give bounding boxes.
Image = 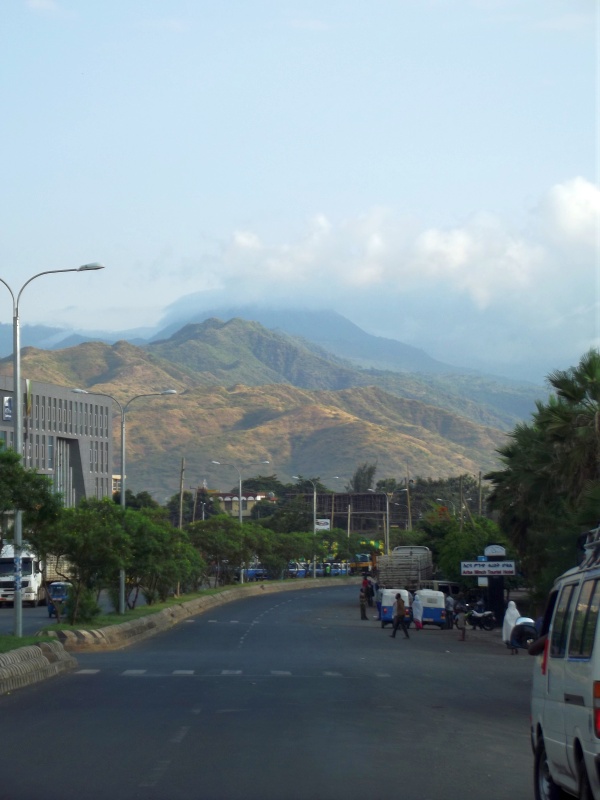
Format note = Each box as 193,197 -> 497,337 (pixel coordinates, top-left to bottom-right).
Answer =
568,579 -> 600,658
550,584 -> 576,658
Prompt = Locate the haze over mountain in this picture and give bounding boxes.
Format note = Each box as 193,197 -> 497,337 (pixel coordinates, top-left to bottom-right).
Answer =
0,317 -> 547,498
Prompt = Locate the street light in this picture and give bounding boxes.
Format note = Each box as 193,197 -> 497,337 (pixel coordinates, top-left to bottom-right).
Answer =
74,388 -> 177,613
0,263 -> 104,637
211,460 -> 269,584
368,489 -> 390,555
293,476 -> 317,579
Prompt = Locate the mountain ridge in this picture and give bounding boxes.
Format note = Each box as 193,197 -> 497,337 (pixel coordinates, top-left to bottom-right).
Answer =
0,319 -> 522,496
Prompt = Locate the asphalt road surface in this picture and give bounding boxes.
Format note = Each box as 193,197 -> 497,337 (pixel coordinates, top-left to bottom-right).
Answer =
0,585 -> 534,800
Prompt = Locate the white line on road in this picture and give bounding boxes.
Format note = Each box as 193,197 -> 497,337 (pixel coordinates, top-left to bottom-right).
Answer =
170,726 -> 190,744
122,669 -> 147,676
138,759 -> 171,788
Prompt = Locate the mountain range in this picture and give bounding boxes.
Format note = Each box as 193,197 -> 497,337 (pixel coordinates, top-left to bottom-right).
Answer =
0,313 -> 547,499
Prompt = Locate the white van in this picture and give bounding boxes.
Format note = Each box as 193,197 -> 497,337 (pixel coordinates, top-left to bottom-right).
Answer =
530,524 -> 600,800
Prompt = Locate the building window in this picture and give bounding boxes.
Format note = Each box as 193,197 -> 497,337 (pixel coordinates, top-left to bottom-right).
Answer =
48,436 -> 54,469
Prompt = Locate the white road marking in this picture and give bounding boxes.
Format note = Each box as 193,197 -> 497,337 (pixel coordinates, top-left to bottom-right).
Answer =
323,671 -> 342,676
221,669 -> 242,675
138,759 -> 171,788
170,726 -> 190,744
75,669 -> 100,674
173,670 -> 194,675
122,669 -> 147,676
271,670 -> 292,676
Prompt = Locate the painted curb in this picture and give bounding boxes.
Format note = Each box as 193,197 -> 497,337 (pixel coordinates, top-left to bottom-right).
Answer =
0,641 -> 78,697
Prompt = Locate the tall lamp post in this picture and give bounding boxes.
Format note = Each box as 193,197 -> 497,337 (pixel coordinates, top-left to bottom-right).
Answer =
74,388 -> 177,614
211,460 -> 269,584
0,263 -> 104,637
293,476 -> 317,579
368,489 -> 390,555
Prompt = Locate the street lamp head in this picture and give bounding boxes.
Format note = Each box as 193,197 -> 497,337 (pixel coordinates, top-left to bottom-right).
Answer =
160,389 -> 177,395
77,263 -> 105,271
72,388 -> 89,394
212,460 -> 221,465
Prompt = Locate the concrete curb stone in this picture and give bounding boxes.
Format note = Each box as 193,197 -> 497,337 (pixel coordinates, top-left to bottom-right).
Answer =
0,641 -> 78,696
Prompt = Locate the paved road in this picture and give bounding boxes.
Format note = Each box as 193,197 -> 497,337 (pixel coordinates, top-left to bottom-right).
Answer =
0,585 -> 534,800
0,601 -> 56,635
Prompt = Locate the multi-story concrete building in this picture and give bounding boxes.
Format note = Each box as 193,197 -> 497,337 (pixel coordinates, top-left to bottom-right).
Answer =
0,377 -> 113,506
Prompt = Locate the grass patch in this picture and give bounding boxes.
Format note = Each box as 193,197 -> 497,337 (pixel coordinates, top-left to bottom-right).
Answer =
0,634 -> 57,654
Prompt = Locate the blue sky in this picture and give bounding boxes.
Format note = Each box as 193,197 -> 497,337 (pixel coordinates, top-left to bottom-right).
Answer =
0,0 -> 597,381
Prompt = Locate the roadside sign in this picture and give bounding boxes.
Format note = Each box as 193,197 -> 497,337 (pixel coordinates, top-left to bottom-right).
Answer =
461,560 -> 516,576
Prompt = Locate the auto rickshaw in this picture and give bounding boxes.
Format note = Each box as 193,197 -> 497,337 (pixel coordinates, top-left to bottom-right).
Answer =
47,581 -> 71,618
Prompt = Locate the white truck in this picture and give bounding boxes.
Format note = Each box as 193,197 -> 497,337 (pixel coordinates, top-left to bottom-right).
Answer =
376,545 -> 434,591
0,544 -> 71,607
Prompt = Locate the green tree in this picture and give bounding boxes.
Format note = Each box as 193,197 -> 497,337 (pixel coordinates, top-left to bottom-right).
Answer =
346,462 -> 377,493
118,510 -> 204,607
486,349 -> 600,600
259,497 -> 313,534
241,473 -> 287,495
0,446 -> 63,548
34,499 -> 131,624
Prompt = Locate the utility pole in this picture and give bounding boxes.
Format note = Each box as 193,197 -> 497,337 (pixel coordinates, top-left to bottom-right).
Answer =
178,458 -> 185,530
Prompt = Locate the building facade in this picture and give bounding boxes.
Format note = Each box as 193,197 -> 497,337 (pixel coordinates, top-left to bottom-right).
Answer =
0,377 -> 113,506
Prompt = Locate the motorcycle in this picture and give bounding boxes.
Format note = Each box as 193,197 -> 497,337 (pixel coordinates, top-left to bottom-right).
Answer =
464,606 -> 496,631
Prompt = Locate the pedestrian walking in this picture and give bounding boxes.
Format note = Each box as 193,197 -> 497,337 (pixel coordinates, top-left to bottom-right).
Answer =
502,600 -> 522,654
390,593 -> 410,639
411,592 -> 424,630
445,592 -> 455,630
359,588 -> 368,620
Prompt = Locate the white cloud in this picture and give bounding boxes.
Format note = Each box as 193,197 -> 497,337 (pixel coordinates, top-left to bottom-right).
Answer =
26,0 -> 60,11
163,177 -> 597,378
537,176 -> 600,246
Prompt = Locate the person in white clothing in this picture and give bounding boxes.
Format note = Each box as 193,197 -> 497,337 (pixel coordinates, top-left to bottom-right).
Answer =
502,600 -> 521,654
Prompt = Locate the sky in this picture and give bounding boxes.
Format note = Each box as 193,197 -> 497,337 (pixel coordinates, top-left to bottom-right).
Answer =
0,0 -> 598,382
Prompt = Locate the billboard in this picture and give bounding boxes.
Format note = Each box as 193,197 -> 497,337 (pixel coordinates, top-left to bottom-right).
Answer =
316,519 -> 330,531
